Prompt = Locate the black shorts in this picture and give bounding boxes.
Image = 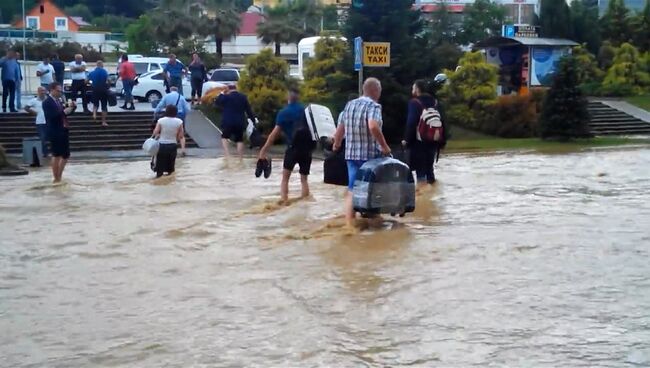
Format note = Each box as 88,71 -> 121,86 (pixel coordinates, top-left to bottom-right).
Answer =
92,89 -> 108,111
49,129 -> 70,159
283,147 -> 312,176
222,124 -> 244,143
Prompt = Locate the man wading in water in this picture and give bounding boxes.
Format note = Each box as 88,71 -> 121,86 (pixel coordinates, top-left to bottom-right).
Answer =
258,89 -> 314,204
333,78 -> 391,228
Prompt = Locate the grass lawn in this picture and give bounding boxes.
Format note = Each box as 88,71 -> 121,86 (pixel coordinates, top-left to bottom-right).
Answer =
625,95 -> 650,111
446,136 -> 650,153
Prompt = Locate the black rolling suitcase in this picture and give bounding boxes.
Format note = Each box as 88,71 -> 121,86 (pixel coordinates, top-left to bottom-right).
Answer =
352,157 -> 415,217
323,147 -> 348,186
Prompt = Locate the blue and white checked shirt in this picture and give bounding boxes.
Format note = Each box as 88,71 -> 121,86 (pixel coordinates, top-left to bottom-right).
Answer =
338,96 -> 383,161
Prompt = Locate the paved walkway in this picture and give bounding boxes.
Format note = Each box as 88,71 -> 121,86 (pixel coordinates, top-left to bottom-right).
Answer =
592,99 -> 650,123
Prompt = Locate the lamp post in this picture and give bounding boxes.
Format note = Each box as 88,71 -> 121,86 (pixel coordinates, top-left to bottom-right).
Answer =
22,0 -> 26,60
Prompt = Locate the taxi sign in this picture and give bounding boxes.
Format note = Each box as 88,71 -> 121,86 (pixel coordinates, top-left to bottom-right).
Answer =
363,42 -> 390,67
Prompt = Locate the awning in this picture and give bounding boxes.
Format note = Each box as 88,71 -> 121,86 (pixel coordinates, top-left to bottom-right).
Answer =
474,36 -> 579,48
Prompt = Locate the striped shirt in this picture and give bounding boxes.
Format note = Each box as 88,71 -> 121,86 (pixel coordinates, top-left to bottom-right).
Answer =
338,96 -> 383,161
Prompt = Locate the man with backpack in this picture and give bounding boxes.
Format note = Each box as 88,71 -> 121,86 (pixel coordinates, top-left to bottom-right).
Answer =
258,89 -> 314,204
402,77 -> 449,185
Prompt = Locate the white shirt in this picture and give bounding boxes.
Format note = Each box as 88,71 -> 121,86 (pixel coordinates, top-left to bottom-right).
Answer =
157,117 -> 183,144
26,96 -> 45,125
36,62 -> 55,85
68,61 -> 87,80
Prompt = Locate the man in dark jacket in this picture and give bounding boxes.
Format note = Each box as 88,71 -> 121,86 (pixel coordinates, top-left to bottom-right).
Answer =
402,77 -> 449,185
215,85 -> 257,160
43,82 -> 76,183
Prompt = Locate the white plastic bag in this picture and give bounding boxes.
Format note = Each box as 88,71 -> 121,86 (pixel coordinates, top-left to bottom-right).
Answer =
246,119 -> 255,140
142,137 -> 160,156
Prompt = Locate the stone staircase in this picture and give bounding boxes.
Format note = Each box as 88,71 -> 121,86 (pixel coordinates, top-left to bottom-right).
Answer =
0,111 -> 197,154
587,101 -> 650,135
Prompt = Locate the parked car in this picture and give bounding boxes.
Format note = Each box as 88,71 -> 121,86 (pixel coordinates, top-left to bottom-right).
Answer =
63,69 -> 117,100
202,68 -> 240,96
131,71 -> 194,103
115,57 -> 183,95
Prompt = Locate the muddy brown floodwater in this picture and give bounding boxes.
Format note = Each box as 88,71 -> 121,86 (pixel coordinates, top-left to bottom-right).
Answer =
1,148 -> 650,367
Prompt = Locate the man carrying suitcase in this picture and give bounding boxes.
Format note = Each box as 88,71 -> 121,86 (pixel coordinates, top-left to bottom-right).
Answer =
258,89 -> 314,204
333,78 -> 391,228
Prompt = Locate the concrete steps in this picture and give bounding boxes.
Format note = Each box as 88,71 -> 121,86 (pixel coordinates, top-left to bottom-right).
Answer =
588,102 -> 650,135
0,112 -> 197,154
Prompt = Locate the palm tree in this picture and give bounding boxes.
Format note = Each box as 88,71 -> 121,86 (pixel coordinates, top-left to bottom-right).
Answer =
257,3 -> 307,56
199,0 -> 242,59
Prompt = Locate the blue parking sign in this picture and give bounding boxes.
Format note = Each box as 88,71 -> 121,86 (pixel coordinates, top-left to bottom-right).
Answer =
354,37 -> 363,71
503,25 -> 515,38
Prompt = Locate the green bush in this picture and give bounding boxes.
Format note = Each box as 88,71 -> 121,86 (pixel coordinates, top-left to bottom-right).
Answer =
439,51 -> 499,132
539,56 -> 591,139
302,37 -> 348,104
489,94 -> 540,137
238,49 -> 295,132
601,43 -> 650,96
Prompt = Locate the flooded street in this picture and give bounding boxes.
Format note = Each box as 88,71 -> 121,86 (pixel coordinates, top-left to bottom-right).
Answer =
1,148 -> 650,367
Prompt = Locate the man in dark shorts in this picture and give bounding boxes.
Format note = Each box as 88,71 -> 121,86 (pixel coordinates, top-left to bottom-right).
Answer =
215,85 -> 256,160
43,82 -> 76,183
258,89 -> 313,204
87,60 -> 109,126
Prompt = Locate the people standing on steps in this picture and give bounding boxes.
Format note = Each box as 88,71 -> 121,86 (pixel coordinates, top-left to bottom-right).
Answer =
43,82 -> 76,183
15,52 -> 23,110
154,86 -> 189,156
258,89 -> 312,204
402,78 -> 449,186
152,105 -> 185,178
36,56 -> 55,89
0,50 -> 20,112
69,54 -> 90,114
51,54 -> 65,85
118,54 -> 137,110
87,60 -> 110,127
215,85 -> 257,161
163,54 -> 186,96
333,77 -> 392,228
25,86 -> 49,157
188,53 -> 207,107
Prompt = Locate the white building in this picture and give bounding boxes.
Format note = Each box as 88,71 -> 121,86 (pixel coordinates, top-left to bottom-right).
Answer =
414,0 -> 540,25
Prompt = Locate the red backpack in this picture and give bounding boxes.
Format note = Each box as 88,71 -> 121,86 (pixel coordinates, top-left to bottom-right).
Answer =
414,99 -> 444,143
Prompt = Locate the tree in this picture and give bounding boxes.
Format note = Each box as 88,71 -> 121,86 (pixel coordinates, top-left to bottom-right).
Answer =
631,0 -> 650,52
570,0 -> 601,54
439,51 -> 498,130
430,2 -> 456,45
458,0 -> 506,45
601,0 -> 632,46
257,6 -> 303,56
238,49 -> 296,132
200,0 -> 241,59
343,0 -> 434,141
64,4 -> 93,22
598,40 -> 617,69
125,15 -> 158,54
539,56 -> 591,139
302,37 -> 348,102
572,45 -> 604,86
601,43 -> 650,95
539,0 -> 572,39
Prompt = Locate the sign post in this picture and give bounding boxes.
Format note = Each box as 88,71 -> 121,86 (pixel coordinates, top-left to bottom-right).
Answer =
354,37 -> 363,95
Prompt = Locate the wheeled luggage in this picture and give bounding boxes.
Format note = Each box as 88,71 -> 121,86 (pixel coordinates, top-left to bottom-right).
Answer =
352,157 -> 415,217
305,104 -> 337,142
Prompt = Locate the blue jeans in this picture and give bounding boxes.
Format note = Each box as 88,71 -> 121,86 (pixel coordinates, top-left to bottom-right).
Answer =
346,160 -> 366,191
122,79 -> 134,102
36,124 -> 49,156
15,81 -> 21,109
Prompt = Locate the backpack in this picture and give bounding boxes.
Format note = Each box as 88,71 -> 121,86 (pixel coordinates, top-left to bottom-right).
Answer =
415,99 -> 444,144
290,114 -> 316,152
